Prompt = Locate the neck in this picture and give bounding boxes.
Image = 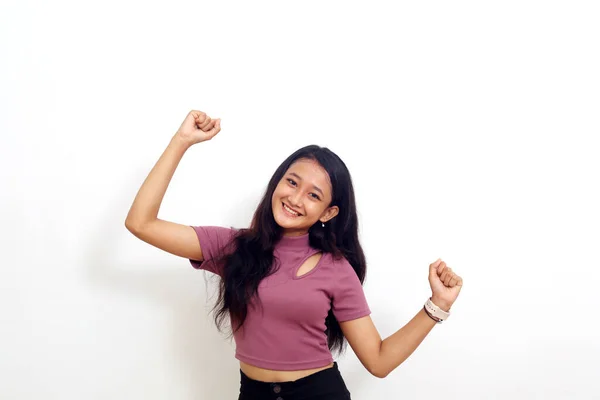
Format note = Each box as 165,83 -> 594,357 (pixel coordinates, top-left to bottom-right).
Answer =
282,229 -> 309,237
276,231 -> 310,251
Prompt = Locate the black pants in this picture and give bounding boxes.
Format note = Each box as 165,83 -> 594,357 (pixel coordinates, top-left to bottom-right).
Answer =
238,362 -> 351,400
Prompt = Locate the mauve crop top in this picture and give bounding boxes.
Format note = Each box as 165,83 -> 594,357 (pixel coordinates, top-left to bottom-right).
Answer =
188,226 -> 371,370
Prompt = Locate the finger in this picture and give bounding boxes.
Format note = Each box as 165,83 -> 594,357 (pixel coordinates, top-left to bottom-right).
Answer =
193,111 -> 207,125
199,116 -> 212,130
448,275 -> 459,287
197,115 -> 209,126
429,258 -> 442,279
206,119 -> 221,138
438,268 -> 447,281
199,116 -> 212,129
202,119 -> 217,132
444,273 -> 453,286
440,269 -> 448,283
440,265 -> 451,280
437,262 -> 447,275
444,269 -> 454,285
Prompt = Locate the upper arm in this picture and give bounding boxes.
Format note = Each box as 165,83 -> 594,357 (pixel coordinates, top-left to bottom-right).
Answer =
330,258 -> 382,376
340,316 -> 383,378
126,219 -> 204,261
330,258 -> 371,322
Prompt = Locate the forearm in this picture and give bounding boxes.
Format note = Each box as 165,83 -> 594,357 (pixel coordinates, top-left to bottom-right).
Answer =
125,134 -> 191,228
376,307 -> 439,377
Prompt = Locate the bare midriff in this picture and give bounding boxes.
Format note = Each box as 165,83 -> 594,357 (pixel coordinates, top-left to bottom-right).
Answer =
240,361 -> 335,382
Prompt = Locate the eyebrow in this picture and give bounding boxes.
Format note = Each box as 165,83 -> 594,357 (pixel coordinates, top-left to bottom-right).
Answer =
288,172 -> 324,196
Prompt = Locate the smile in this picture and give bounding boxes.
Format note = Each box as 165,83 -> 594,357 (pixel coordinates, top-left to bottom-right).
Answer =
282,202 -> 301,217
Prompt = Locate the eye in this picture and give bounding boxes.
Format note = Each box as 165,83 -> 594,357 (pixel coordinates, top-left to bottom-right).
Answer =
287,178 -> 297,186
310,193 -> 321,200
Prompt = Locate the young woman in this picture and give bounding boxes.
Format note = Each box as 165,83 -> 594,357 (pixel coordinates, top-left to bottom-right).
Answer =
125,110 -> 464,399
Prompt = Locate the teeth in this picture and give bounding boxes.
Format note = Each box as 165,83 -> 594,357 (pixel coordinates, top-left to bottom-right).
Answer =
283,204 -> 299,216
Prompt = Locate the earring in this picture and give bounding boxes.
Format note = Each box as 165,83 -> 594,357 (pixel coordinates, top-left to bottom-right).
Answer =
322,222 -> 325,228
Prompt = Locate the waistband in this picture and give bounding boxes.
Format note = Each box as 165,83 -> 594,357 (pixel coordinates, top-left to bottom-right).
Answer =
239,362 -> 340,390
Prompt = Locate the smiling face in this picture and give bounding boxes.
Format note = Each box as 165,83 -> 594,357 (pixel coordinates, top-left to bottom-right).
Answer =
271,158 -> 339,237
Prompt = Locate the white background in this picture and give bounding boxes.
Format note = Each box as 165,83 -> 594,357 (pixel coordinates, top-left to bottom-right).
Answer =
2,1 -> 599,399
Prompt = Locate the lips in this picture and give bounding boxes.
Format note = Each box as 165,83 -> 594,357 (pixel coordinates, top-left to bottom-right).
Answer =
282,202 -> 302,216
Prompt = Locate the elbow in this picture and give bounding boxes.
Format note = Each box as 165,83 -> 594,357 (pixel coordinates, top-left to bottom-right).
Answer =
368,365 -> 389,379
125,219 -> 136,233
125,218 -> 143,234
372,370 -> 389,379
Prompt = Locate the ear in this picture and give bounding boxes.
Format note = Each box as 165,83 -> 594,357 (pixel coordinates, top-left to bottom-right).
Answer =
320,205 -> 339,223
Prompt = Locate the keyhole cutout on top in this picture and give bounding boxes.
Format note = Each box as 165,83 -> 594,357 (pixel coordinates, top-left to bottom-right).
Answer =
296,252 -> 323,278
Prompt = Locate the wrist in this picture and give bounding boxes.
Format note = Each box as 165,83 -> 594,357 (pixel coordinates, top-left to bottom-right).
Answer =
424,297 -> 451,323
171,133 -> 194,151
430,296 -> 451,312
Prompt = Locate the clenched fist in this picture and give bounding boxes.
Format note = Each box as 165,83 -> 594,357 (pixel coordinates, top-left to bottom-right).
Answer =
428,259 -> 463,311
175,110 -> 221,146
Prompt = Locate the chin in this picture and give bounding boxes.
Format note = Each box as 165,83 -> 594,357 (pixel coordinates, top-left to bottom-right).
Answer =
273,211 -> 294,229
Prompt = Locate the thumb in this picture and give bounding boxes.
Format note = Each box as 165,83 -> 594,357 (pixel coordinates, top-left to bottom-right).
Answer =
429,258 -> 442,279
181,111 -> 199,131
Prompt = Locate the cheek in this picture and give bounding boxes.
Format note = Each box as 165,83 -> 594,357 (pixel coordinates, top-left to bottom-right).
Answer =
276,182 -> 294,196
272,186 -> 283,200
306,203 -> 326,217
272,184 -> 287,204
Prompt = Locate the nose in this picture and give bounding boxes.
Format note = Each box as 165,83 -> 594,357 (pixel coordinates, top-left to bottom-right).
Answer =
288,191 -> 302,207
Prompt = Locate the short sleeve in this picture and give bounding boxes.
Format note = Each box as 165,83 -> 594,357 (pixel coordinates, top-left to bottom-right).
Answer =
331,258 -> 371,322
189,226 -> 238,276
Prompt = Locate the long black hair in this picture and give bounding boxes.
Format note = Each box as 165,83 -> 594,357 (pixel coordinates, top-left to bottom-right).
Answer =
211,145 -> 367,355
